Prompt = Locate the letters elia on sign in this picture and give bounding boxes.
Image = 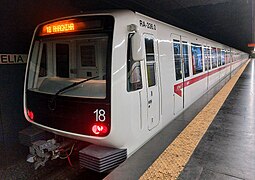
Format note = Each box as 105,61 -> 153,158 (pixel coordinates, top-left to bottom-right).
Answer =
0,54 -> 27,64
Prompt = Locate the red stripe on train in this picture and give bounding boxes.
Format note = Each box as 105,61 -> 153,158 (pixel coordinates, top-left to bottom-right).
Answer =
173,60 -> 241,97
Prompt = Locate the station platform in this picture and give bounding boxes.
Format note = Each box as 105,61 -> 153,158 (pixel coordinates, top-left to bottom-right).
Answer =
179,59 -> 255,180
105,59 -> 255,180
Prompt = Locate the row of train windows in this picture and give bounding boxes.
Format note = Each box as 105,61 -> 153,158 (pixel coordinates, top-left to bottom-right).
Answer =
173,40 -> 231,81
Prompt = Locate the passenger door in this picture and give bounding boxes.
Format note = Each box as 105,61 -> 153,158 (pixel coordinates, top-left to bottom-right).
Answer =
144,34 -> 160,130
204,45 -> 211,90
171,34 -> 187,115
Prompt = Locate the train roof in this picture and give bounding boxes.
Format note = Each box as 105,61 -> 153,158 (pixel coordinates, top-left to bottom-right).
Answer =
36,9 -> 246,54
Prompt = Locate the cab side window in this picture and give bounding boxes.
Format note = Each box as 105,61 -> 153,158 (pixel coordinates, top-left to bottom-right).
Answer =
144,37 -> 156,87
127,33 -> 143,91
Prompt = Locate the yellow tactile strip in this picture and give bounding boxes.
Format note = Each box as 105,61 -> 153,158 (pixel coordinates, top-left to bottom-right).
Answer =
140,60 -> 250,180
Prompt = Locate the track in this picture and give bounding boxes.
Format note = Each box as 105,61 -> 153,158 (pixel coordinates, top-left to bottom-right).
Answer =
0,143 -> 108,180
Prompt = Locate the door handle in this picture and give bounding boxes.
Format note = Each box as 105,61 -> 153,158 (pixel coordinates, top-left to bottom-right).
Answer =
148,99 -> 152,108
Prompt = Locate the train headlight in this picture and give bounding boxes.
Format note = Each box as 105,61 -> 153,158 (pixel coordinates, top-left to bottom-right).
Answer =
92,124 -> 108,135
27,109 -> 34,121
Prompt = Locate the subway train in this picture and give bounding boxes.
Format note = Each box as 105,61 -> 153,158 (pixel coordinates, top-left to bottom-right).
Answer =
23,10 -> 248,165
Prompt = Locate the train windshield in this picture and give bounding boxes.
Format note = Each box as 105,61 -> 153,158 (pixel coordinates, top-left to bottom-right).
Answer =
26,16 -> 113,99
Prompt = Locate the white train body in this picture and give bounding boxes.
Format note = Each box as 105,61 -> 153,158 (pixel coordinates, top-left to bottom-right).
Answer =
24,10 -> 248,156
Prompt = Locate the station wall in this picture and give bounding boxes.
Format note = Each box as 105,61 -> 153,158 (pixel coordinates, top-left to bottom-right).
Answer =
0,0 -> 79,144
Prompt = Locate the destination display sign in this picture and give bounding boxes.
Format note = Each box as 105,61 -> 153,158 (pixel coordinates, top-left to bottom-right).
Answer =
39,19 -> 102,36
0,54 -> 27,64
248,43 -> 255,47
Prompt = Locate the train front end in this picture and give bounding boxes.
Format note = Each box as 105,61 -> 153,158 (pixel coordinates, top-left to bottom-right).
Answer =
24,15 -> 114,142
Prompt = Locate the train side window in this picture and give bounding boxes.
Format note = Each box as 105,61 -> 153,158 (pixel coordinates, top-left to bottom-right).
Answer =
227,50 -> 230,63
183,42 -> 190,78
173,40 -> 182,80
217,48 -> 221,66
145,37 -> 156,87
173,40 -> 190,80
39,44 -> 47,77
191,43 -> 203,75
225,51 -> 229,64
221,50 -> 225,65
204,46 -> 211,71
211,47 -> 217,68
127,34 -> 142,91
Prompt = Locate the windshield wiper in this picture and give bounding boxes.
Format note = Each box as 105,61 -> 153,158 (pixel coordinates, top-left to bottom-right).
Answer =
55,75 -> 99,96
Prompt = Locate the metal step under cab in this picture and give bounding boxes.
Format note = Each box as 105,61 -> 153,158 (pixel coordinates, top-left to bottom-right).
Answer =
79,144 -> 127,173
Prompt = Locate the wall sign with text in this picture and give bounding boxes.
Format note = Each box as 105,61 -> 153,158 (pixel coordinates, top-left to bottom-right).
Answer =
0,54 -> 27,64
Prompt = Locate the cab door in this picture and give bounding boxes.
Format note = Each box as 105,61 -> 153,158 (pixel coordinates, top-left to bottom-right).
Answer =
53,42 -> 71,78
144,34 -> 160,130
